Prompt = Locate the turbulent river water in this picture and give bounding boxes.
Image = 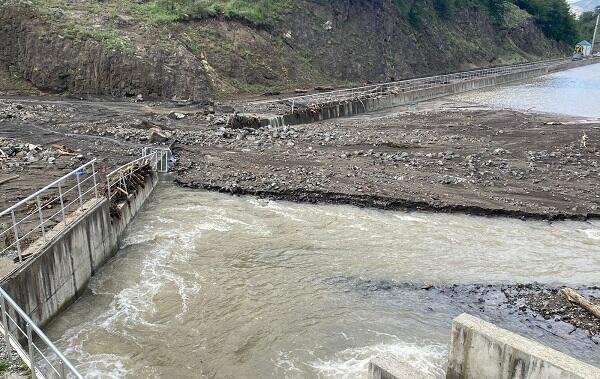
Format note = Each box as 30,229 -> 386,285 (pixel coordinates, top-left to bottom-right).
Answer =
44,64 -> 600,378
454,63 -> 600,118
45,185 -> 600,378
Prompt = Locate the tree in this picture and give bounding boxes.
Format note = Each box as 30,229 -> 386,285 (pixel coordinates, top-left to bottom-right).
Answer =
515,0 -> 579,43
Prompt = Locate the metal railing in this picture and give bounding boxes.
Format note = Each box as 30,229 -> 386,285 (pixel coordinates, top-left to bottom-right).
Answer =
248,58 -> 567,109
142,146 -> 171,173
0,160 -> 99,261
106,153 -> 157,200
0,287 -> 82,379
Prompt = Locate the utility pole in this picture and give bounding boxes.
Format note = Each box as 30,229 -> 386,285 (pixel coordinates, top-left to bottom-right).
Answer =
592,14 -> 600,54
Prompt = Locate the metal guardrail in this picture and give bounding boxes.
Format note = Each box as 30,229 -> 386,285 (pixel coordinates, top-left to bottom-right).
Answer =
249,58 -> 567,109
106,153 -> 158,200
0,160 -> 99,261
0,287 -> 82,379
0,150 -> 169,379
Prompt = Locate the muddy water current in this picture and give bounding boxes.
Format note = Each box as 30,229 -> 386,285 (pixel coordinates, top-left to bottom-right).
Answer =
44,184 -> 600,378
454,63 -> 600,118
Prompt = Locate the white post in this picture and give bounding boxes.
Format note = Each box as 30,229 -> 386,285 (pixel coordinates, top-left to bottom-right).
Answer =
592,14 -> 600,55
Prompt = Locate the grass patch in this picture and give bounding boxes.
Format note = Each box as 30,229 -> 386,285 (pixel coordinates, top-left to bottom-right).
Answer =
91,30 -> 128,50
19,362 -> 31,378
62,22 -> 127,51
502,2 -> 532,28
133,0 -> 290,26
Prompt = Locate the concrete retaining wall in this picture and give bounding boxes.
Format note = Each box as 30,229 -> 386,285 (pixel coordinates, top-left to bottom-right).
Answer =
256,58 -> 599,127
446,313 -> 600,379
0,172 -> 157,327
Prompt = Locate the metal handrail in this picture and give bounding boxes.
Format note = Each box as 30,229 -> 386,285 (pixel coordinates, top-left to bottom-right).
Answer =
248,58 -> 567,107
0,160 -> 99,261
106,153 -> 157,199
0,287 -> 83,378
0,160 -> 96,218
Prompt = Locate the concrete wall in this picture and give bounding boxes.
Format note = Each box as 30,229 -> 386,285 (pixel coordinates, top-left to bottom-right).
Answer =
368,353 -> 434,379
0,172 -> 157,327
264,58 -> 599,127
447,313 -> 600,379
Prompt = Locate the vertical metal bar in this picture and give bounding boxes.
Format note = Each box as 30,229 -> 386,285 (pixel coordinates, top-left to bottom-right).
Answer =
76,174 -> 83,207
36,196 -> 45,241
58,182 -> 66,222
26,323 -> 37,379
1,297 -> 12,364
10,211 -> 21,262
107,178 -> 112,200
92,162 -> 98,199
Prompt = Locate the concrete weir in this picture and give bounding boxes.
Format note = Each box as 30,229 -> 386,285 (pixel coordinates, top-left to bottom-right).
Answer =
369,313 -> 600,379
447,314 -> 600,379
0,172 -> 158,327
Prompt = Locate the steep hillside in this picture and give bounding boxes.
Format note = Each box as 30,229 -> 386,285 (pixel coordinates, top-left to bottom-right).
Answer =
0,0 -> 569,101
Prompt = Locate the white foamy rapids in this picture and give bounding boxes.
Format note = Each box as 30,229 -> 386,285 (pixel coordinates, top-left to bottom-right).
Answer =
309,341 -> 447,379
55,238 -> 202,375
50,327 -> 129,379
580,228 -> 600,240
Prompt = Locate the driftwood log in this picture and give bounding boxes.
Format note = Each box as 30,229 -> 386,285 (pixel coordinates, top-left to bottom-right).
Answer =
560,288 -> 600,319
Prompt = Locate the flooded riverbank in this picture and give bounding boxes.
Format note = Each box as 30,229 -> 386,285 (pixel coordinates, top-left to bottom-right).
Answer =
45,185 -> 600,378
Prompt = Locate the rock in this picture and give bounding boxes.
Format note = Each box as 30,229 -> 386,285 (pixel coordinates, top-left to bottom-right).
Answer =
149,128 -> 170,143
168,112 -> 185,120
136,94 -> 144,102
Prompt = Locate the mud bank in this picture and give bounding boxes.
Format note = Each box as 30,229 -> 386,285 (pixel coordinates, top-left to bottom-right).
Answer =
174,104 -> 600,220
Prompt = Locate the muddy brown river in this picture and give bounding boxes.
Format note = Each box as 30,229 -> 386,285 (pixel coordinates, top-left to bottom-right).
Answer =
43,183 -> 600,378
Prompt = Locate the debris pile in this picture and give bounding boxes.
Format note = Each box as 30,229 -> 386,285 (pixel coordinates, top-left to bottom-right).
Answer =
0,138 -> 87,170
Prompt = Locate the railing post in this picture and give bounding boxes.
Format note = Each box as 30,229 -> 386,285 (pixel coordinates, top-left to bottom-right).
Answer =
36,196 -> 45,241
26,323 -> 37,379
60,360 -> 66,378
76,173 -> 83,207
10,210 -> 21,262
58,182 -> 66,222
92,161 -> 98,199
107,177 -> 112,200
1,297 -> 12,364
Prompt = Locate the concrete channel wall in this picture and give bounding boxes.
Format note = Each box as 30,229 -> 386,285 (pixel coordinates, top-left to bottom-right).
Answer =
369,313 -> 600,379
447,314 -> 600,379
257,58 -> 599,127
0,172 -> 157,327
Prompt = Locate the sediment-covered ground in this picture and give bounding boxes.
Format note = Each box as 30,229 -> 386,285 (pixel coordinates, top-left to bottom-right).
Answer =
2,97 -> 599,220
